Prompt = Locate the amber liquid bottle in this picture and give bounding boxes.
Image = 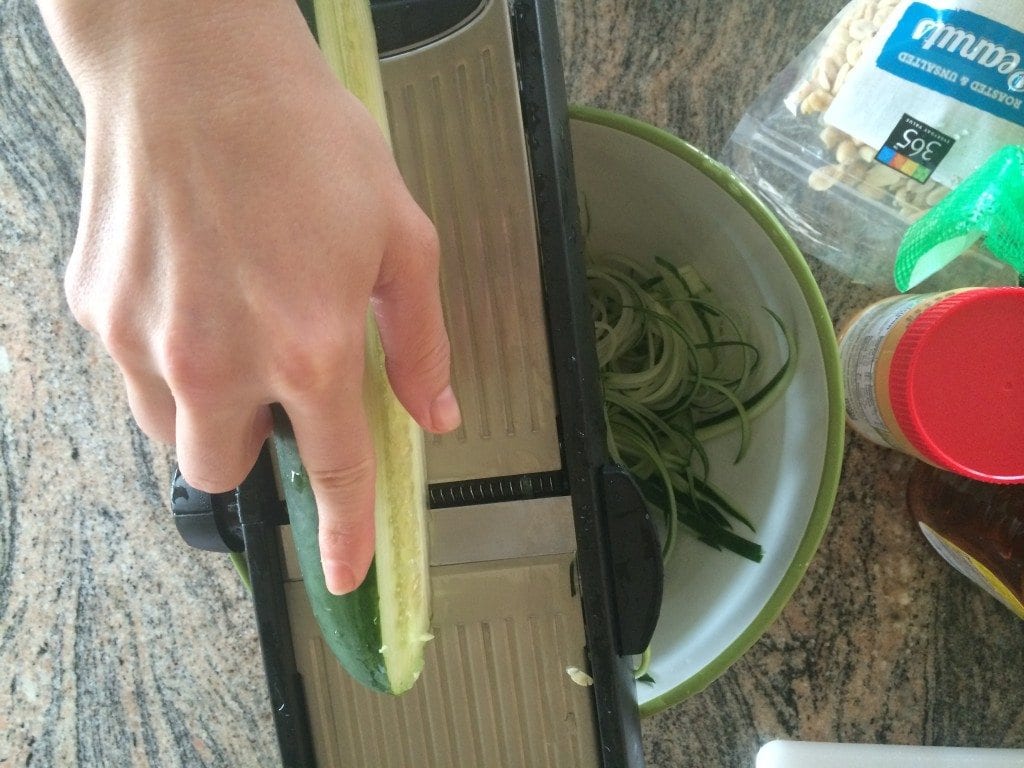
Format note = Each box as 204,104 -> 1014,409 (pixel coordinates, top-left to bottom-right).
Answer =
907,461 -> 1024,618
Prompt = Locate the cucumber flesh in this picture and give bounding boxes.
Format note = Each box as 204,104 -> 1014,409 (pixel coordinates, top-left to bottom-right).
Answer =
364,328 -> 432,692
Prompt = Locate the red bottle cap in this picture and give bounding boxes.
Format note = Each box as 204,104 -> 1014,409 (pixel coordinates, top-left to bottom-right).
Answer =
888,287 -> 1024,484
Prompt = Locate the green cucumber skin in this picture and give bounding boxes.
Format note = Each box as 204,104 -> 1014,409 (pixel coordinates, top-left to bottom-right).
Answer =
271,422 -> 390,694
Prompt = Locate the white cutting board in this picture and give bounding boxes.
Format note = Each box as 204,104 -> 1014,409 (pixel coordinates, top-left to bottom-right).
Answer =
757,740 -> 1024,767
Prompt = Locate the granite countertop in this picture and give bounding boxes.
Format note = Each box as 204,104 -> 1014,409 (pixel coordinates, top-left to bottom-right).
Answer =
3,0 -> 1024,766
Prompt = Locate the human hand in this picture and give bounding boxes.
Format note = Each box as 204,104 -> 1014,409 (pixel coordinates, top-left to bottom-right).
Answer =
39,0 -> 460,594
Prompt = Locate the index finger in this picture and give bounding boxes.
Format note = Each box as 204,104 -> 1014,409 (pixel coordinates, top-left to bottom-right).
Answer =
283,380 -> 376,596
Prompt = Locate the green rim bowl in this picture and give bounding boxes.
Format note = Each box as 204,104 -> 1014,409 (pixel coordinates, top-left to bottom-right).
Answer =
569,105 -> 844,717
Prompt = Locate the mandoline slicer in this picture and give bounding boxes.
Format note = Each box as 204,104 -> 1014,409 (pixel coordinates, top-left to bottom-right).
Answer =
169,1 -> 663,765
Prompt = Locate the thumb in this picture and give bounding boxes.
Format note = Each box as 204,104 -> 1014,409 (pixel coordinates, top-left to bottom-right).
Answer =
373,205 -> 460,434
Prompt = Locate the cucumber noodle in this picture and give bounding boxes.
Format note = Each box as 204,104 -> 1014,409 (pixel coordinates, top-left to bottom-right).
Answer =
587,251 -> 797,568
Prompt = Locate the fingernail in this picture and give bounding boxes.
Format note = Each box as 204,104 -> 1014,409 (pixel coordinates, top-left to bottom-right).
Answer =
429,385 -> 462,433
323,560 -> 357,595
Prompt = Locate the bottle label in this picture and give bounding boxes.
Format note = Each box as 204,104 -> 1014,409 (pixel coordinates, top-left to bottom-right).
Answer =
839,295 -> 924,448
919,522 -> 1024,618
825,0 -> 1024,187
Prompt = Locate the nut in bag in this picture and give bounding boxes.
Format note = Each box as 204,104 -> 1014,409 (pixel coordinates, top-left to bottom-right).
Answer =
720,0 -> 1024,288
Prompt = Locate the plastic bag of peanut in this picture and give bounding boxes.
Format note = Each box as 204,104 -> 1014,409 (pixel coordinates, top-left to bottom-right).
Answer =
720,0 -> 1024,288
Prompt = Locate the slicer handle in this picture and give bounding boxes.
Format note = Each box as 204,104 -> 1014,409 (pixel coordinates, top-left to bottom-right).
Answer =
169,445 -> 288,552
601,464 -> 664,656
170,468 -> 245,553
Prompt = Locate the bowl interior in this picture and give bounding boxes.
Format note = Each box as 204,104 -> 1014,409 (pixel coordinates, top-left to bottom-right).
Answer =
569,108 -> 843,715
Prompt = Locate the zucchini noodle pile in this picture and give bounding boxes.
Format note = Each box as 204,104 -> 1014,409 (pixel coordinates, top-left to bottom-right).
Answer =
588,251 -> 796,566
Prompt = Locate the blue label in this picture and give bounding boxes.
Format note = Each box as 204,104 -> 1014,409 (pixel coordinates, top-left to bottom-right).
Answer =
876,3 -> 1024,128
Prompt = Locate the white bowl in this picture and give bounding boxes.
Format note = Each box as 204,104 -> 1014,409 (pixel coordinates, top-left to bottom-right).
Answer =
569,107 -> 845,716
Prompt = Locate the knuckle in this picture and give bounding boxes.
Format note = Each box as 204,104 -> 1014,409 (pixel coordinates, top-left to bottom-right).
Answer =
63,280 -> 91,328
63,257 -> 96,329
276,333 -> 360,396
161,339 -> 206,392
63,214 -> 110,327
86,295 -> 147,365
311,456 -> 376,555
309,453 -> 375,498
412,211 -> 440,264
276,348 -> 331,395
392,199 -> 439,262
318,518 -> 363,554
99,314 -> 144,364
159,329 -> 230,402
395,332 -> 450,385
403,211 -> 440,275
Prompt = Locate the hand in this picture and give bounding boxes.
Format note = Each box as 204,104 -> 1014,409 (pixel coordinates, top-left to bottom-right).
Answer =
40,0 -> 460,594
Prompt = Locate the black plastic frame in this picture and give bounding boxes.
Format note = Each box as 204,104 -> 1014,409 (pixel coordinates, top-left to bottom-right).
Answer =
239,448 -> 317,768
508,2 -> 647,764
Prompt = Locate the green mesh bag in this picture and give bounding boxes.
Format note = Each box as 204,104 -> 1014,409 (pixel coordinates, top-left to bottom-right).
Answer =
894,145 -> 1024,291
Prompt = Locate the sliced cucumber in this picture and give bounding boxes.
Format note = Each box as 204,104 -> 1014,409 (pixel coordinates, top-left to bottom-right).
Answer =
271,331 -> 430,694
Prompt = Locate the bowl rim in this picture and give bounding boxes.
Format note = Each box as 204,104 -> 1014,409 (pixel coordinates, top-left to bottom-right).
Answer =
568,104 -> 845,717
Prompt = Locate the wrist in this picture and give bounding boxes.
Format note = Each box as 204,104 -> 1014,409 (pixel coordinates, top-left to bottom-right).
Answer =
38,0 -> 311,99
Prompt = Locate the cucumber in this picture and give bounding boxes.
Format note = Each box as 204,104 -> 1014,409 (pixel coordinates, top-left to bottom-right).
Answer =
268,0 -> 431,695
271,325 -> 431,694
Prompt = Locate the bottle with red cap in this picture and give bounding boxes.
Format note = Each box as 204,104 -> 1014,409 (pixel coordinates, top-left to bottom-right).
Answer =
840,286 -> 1024,483
839,286 -> 1024,616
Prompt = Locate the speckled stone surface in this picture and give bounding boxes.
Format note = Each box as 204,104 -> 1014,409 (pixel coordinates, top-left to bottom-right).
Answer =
2,1 -> 1024,767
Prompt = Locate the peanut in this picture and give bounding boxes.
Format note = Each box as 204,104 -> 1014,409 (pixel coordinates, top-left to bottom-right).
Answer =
835,139 -> 860,165
848,19 -> 875,40
809,165 -> 842,192
800,89 -> 834,114
864,163 -> 905,189
819,125 -> 844,150
832,62 -> 852,95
